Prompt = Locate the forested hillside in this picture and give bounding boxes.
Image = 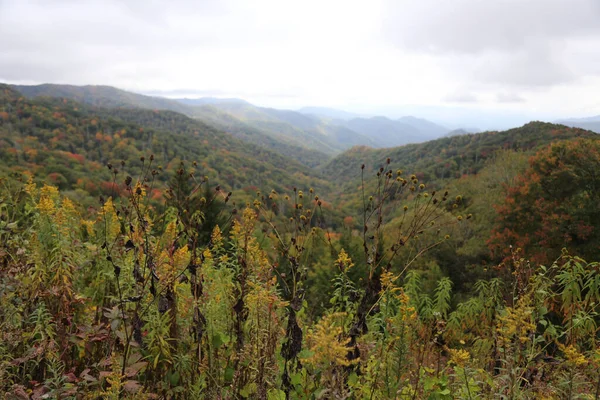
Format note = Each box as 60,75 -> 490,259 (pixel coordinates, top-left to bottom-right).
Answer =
325,121 -> 596,184
11,84 -> 193,114
2,83 -> 600,399
0,85 -> 330,206
10,84 -> 456,168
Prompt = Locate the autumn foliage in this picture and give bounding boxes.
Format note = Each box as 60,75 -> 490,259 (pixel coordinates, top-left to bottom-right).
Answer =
490,139 -> 600,265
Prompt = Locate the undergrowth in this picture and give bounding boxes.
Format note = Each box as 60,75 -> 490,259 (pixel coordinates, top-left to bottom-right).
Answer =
1,159 -> 599,399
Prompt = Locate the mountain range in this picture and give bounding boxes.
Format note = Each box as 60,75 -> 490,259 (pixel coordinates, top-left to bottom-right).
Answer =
556,115 -> 600,134
10,84 -> 459,167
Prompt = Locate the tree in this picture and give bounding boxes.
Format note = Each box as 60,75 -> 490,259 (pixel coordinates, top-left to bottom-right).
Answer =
490,138 -> 600,264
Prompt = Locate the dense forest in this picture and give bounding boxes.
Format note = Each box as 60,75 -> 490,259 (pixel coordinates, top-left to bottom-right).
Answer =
2,84 -> 600,399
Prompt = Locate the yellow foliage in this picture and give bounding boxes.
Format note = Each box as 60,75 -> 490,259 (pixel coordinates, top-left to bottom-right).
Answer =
447,347 -> 471,367
497,296 -> 536,346
98,198 -> 121,243
172,245 -> 190,271
211,225 -> 223,248
559,344 -> 587,367
303,312 -> 353,368
336,248 -> 354,272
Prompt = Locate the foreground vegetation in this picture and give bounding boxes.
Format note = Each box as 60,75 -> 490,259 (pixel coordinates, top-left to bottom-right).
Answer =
2,157 -> 600,399
2,84 -> 600,398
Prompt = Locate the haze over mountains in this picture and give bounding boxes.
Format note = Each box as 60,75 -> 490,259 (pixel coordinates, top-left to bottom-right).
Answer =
10,83 -> 600,172
10,84 -> 465,165
556,115 -> 600,134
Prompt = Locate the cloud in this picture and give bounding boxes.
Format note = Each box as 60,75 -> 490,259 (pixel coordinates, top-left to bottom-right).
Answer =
473,43 -> 576,87
383,0 -> 600,54
1,0 -> 600,122
383,0 -> 600,88
496,92 -> 526,103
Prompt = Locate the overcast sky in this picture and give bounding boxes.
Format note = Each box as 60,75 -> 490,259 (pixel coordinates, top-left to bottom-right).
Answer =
1,0 -> 600,128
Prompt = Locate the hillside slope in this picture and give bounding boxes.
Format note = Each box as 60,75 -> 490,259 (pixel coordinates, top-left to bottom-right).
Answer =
324,121 -> 598,186
11,83 -> 192,114
0,85 -> 330,204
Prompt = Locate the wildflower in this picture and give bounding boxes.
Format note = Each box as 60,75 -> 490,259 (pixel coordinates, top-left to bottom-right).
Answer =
24,174 -> 37,196
336,249 -> 354,272
303,312 -> 353,368
380,270 -> 399,291
448,348 -> 470,366
559,344 -> 587,366
37,195 -> 56,215
211,225 -> 223,247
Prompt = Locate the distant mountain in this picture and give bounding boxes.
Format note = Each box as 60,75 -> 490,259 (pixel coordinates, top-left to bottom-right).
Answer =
556,115 -> 600,134
397,116 -> 449,138
297,106 -> 361,120
341,116 -> 447,148
560,115 -> 600,123
192,102 -> 376,156
11,83 -> 192,114
191,105 -> 332,168
9,83 -> 461,165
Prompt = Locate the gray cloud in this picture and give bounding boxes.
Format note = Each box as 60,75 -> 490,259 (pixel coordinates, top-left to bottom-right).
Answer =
473,42 -> 576,87
384,0 -> 600,88
1,0 -> 599,122
384,0 -> 600,54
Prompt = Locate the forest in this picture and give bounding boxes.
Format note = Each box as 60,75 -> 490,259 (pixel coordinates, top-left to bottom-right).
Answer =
2,84 -> 600,399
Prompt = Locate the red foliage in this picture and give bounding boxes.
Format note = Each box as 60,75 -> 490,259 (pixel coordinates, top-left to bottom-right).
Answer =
489,139 -> 600,264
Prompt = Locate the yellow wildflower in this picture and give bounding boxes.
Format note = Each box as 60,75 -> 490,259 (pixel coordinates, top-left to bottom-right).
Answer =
98,197 -> 120,242
37,195 -> 56,216
380,270 -> 399,291
211,225 -> 223,248
303,312 -> 353,368
335,249 -> 354,272
40,184 -> 59,200
81,219 -> 95,237
24,174 -> 37,196
559,344 -> 587,367
448,348 -> 470,367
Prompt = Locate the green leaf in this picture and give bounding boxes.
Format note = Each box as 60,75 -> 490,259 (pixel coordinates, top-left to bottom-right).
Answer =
267,389 -> 286,400
212,333 -> 225,349
224,366 -> 234,383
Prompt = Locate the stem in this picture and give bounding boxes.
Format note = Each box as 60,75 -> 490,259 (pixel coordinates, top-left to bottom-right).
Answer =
463,367 -> 473,400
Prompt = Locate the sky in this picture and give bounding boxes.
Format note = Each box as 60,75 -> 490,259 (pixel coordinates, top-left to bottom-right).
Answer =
1,0 -> 600,129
